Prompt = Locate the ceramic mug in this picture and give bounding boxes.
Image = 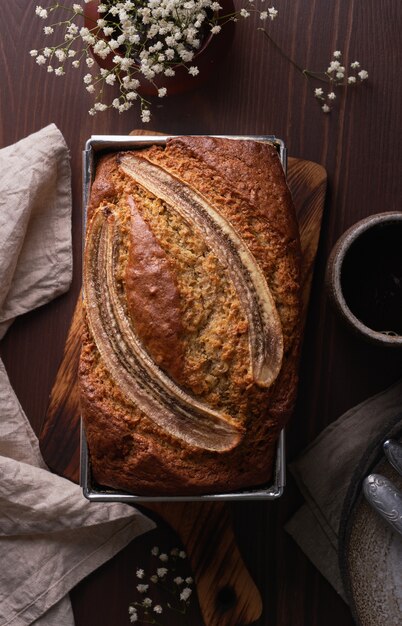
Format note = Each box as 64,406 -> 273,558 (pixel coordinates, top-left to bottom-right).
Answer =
326,212 -> 402,347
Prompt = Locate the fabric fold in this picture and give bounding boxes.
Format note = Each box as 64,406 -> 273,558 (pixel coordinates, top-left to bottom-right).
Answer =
286,377 -> 402,599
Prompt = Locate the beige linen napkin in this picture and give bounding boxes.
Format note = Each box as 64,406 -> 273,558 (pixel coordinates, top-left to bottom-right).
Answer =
0,125 -> 155,626
286,377 -> 402,601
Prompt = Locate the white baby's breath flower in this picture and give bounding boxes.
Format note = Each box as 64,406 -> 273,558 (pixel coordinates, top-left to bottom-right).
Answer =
136,569 -> 145,579
333,50 -> 342,58
185,576 -> 193,584
86,84 -> 95,93
188,66 -> 199,76
179,551 -> 186,559
54,66 -> 65,76
350,60 -> 360,69
105,73 -> 116,85
268,7 -> 278,20
30,49 -> 38,57
35,6 -> 48,19
43,26 -> 54,35
72,60 -> 80,68
47,65 -> 53,72
314,87 -> 324,97
156,567 -> 168,577
240,8 -> 250,18
180,587 -> 192,602
358,69 -> 368,80
174,576 -> 184,585
86,57 -> 95,67
35,55 -> 46,65
83,73 -> 93,84
73,4 -> 83,13
210,25 -> 221,34
136,584 -> 149,593
347,75 -> 356,84
150,574 -> 158,583
322,103 -> 330,113
153,605 -> 163,614
142,597 -> 152,608
327,91 -> 336,100
159,553 -> 168,562
158,87 -> 167,97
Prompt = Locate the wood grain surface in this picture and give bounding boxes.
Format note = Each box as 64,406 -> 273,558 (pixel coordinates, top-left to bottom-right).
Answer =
1,1 -> 402,625
38,149 -> 326,626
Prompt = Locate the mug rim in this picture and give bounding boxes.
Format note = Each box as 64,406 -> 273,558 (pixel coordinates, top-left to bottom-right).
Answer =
328,211 -> 402,347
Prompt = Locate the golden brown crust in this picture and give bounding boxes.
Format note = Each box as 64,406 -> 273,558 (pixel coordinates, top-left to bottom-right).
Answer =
125,195 -> 185,383
79,137 -> 302,495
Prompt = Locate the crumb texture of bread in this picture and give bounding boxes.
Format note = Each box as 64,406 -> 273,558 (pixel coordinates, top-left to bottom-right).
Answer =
79,136 -> 302,495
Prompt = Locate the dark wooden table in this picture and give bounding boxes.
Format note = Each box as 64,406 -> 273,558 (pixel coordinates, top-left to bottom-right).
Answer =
1,1 -> 402,625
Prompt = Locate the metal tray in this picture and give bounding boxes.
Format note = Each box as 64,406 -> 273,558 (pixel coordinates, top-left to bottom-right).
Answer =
80,134 -> 287,502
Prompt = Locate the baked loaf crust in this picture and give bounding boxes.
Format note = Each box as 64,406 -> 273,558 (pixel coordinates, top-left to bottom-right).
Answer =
79,136 -> 302,495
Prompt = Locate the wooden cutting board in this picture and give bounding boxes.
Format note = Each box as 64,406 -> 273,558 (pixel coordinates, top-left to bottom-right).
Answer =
39,139 -> 326,626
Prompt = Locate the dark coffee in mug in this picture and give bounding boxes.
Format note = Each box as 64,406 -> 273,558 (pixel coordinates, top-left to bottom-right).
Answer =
341,221 -> 402,335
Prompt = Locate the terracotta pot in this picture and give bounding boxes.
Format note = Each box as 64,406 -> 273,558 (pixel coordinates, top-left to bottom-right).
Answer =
83,0 -> 235,96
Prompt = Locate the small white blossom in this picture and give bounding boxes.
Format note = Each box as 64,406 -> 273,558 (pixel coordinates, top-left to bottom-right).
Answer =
156,567 -> 168,577
86,84 -> 95,93
105,73 -> 116,85
35,6 -> 48,19
35,55 -> 46,65
136,584 -> 149,593
142,598 -> 152,608
72,60 -> 80,68
358,69 -> 368,80
86,57 -> 95,67
327,91 -> 336,100
30,50 -> 38,57
73,4 -> 83,13
180,587 -> 192,602
158,87 -> 167,97
153,605 -> 163,614
54,66 -> 65,76
150,575 -> 158,583
314,87 -> 324,98
268,7 -> 278,20
179,551 -> 186,559
210,25 -> 221,34
185,577 -> 193,584
240,8 -> 250,18
136,569 -> 145,579
333,50 -> 342,58
322,103 -> 330,113
83,73 -> 93,84
174,576 -> 184,585
188,66 -> 199,76
44,26 -> 54,35
350,61 -> 360,69
47,65 -> 53,73
159,553 -> 168,562
347,75 -> 356,84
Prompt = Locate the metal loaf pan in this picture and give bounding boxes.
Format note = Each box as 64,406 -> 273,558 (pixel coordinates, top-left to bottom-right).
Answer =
81,134 -> 287,502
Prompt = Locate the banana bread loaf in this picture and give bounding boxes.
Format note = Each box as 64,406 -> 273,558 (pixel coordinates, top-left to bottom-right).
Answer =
79,136 -> 302,495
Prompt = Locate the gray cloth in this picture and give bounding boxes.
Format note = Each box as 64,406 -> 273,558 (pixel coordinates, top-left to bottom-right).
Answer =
286,377 -> 402,600
0,125 -> 155,626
